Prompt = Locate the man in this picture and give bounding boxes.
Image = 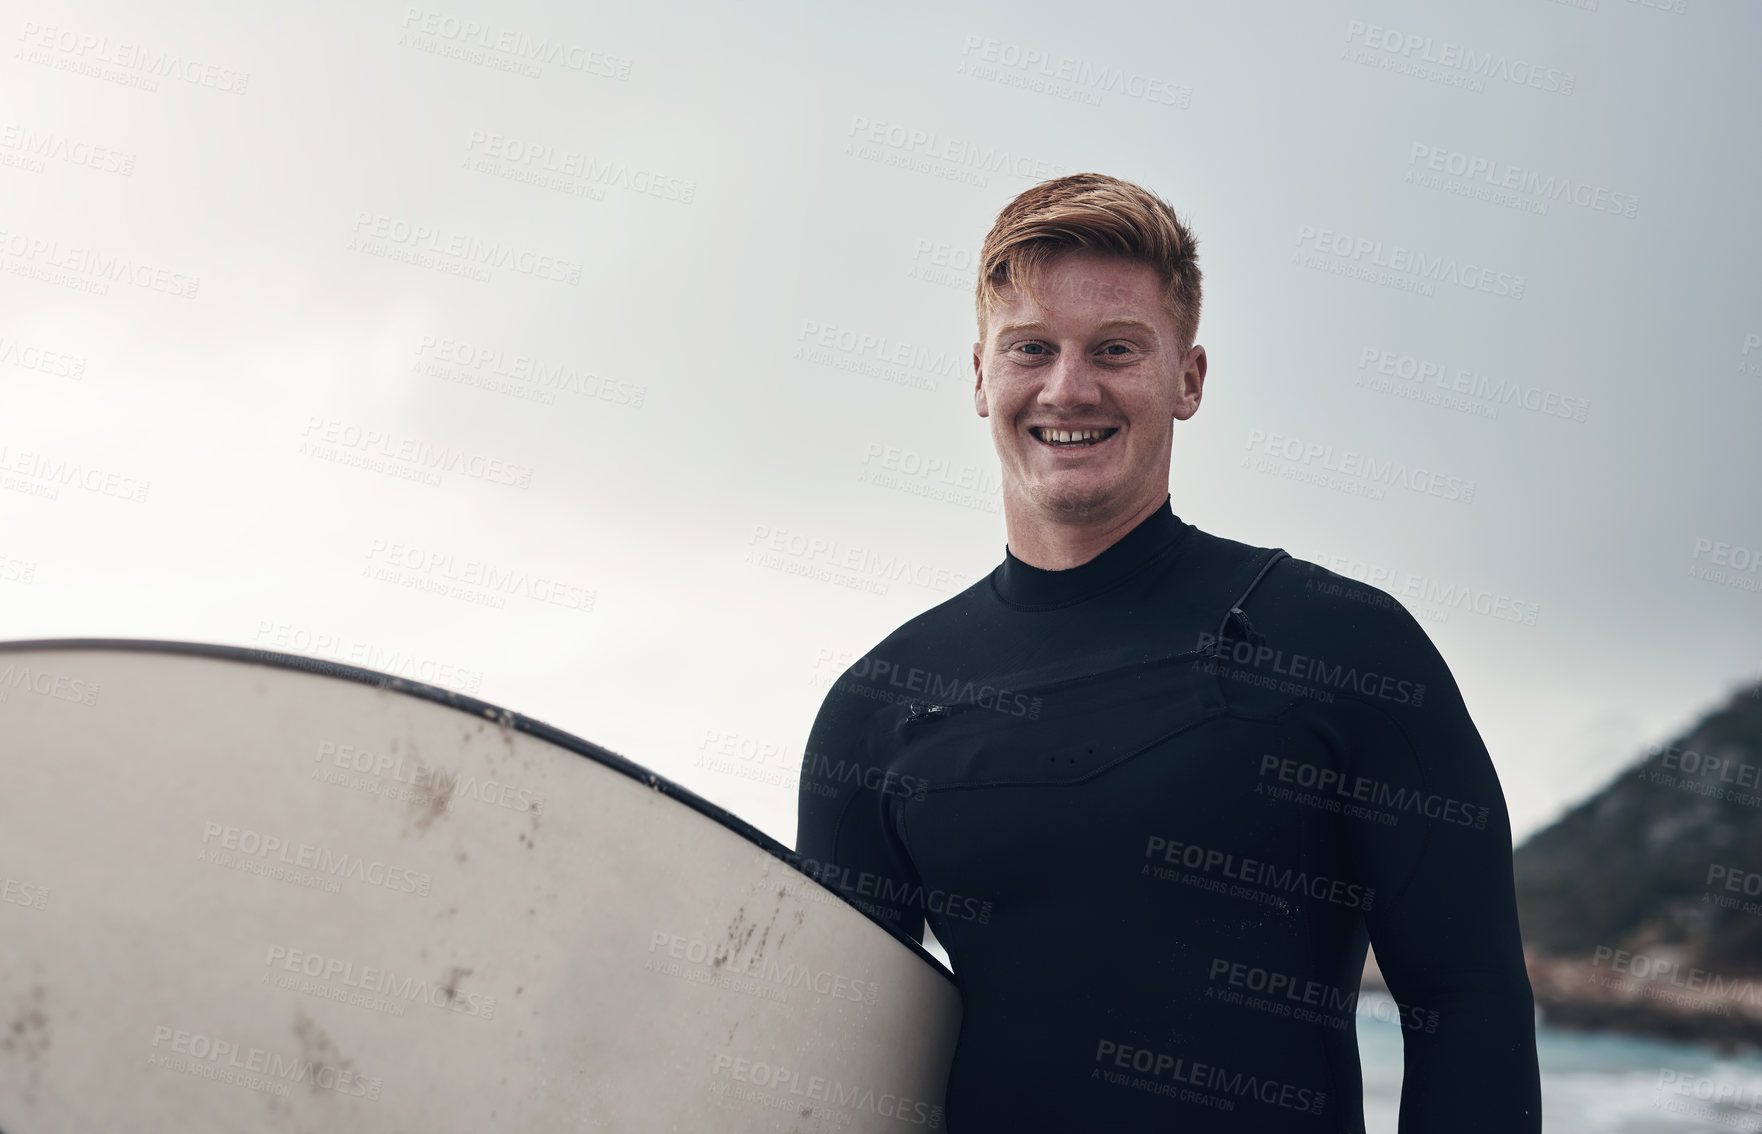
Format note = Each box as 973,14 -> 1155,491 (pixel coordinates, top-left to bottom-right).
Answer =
796,173 -> 1540,1132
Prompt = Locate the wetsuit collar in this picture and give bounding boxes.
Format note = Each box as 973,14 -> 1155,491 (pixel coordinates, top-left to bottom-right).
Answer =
992,495 -> 1189,608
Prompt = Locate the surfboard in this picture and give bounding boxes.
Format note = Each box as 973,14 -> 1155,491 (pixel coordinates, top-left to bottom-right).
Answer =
0,640 -> 961,1132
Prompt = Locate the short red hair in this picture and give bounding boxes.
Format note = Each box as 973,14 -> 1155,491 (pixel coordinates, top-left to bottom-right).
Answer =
975,173 -> 1203,351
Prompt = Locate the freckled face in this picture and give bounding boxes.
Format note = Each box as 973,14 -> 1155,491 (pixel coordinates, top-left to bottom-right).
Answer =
973,250 -> 1204,530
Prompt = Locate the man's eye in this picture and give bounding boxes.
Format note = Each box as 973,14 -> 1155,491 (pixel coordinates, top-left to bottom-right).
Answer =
1014,343 -> 1047,356
1101,343 -> 1134,356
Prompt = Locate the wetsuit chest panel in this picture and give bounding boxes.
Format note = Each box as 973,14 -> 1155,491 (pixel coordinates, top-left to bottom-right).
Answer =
894,711 -> 1367,1133
895,707 -> 1363,946
887,650 -> 1225,790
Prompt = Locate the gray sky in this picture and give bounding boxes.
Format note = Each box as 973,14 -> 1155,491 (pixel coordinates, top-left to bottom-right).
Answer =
3,0 -> 1759,847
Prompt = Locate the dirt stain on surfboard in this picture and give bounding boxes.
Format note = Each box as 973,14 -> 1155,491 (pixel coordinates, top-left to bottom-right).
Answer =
438,966 -> 473,1005
408,772 -> 453,835
291,1009 -> 356,1096
2,983 -> 49,1104
723,888 -> 789,970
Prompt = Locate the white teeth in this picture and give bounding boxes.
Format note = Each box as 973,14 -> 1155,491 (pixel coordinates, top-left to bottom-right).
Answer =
1038,428 -> 1109,444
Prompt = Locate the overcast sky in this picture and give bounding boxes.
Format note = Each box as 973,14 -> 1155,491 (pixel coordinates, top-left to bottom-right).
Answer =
3,0 -> 1759,848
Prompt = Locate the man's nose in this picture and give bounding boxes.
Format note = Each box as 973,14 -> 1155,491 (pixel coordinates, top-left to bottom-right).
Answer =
1036,355 -> 1102,408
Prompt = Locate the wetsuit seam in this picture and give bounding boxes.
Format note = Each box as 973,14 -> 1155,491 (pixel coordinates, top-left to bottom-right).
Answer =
913,710 -> 1236,794
907,700 -> 1319,797
820,703 -> 930,927
1215,547 -> 1292,643
916,547 -> 1292,795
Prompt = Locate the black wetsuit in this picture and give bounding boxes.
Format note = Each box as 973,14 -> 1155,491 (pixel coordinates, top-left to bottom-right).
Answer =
795,497 -> 1540,1133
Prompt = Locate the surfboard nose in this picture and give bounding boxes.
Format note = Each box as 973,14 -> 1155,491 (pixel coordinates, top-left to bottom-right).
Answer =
0,638 -> 961,1132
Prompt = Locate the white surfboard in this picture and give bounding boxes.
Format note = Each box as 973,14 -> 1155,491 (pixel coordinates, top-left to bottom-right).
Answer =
0,640 -> 961,1133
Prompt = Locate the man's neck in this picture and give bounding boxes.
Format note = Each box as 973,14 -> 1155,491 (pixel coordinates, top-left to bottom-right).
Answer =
1002,492 -> 1168,571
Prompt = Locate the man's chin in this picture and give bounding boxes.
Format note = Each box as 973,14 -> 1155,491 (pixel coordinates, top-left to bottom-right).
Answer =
1021,479 -> 1124,521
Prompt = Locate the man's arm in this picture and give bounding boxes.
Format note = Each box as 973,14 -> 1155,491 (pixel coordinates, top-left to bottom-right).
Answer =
1344,604 -> 1542,1133
796,660 -> 927,943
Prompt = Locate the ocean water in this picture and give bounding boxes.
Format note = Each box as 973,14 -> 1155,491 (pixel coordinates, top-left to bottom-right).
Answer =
1356,993 -> 1762,1133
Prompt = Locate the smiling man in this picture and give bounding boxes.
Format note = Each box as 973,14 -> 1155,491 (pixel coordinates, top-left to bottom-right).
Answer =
796,173 -> 1540,1132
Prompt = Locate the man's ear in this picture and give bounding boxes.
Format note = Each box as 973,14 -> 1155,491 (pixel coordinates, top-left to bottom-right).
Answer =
972,341 -> 989,418
1173,343 -> 1206,421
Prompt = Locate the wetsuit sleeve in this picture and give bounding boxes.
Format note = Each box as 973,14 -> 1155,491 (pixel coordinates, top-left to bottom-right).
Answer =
1340,603 -> 1543,1133
795,662 -> 927,944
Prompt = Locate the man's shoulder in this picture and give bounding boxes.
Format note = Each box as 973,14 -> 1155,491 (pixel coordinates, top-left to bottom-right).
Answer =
1239,549 -> 1452,707
854,571 -> 996,670
809,571 -> 997,725
1182,522 -> 1435,649
1267,553 -> 1424,630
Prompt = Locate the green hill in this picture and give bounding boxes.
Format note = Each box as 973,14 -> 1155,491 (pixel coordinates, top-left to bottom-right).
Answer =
1514,682 -> 1762,974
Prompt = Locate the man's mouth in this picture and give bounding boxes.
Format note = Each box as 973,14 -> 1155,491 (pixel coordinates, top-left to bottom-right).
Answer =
1030,426 -> 1119,448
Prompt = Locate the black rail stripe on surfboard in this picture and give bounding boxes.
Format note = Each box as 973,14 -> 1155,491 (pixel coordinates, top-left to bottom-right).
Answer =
0,637 -> 955,980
